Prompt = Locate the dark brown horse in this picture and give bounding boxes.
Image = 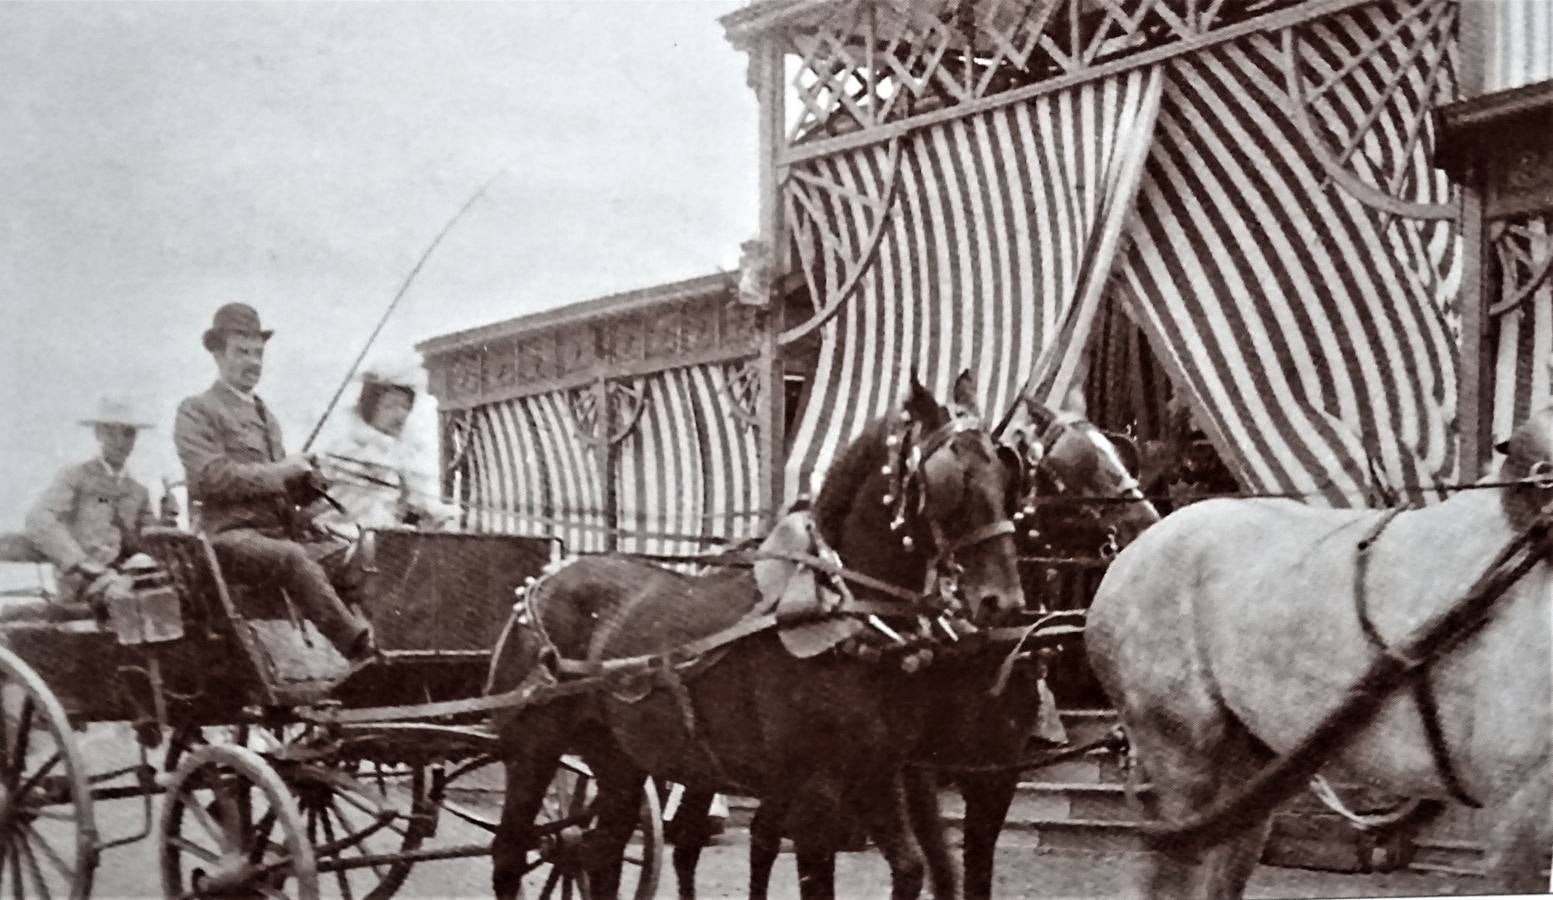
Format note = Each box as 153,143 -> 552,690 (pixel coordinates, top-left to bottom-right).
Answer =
485,373 -> 1026,900
667,398 -> 1163,900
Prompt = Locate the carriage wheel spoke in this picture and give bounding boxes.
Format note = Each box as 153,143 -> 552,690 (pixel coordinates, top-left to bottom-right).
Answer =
15,833 -> 51,900
8,700 -> 35,783
248,809 -> 279,866
185,795 -> 236,852
537,865 -> 562,900
7,841 -> 22,900
169,835 -> 220,863
28,810 -> 74,823
333,800 -> 390,877
22,825 -> 70,879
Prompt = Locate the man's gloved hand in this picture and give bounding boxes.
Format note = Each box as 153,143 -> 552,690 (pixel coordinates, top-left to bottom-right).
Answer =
70,559 -> 110,581
278,453 -> 318,481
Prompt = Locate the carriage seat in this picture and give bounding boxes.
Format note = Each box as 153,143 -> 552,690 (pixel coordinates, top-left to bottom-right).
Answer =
139,527 -> 348,690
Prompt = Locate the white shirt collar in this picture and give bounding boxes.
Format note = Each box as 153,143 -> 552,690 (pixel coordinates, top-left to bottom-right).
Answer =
97,458 -> 125,480
218,378 -> 257,405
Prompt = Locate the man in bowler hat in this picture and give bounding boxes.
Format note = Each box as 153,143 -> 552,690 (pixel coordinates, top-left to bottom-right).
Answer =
173,303 -> 376,664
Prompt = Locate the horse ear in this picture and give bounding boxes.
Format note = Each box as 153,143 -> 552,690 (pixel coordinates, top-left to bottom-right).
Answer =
904,370 -> 944,426
951,369 -> 981,417
1063,384 -> 1088,418
1021,393 -> 1056,432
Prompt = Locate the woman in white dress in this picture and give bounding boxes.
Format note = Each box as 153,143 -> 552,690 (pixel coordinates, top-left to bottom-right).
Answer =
315,359 -> 460,536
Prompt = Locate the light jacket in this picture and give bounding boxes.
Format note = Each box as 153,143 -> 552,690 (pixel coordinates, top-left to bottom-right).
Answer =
24,459 -> 152,599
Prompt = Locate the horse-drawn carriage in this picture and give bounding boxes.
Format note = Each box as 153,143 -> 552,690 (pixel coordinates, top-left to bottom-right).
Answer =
0,524 -> 670,900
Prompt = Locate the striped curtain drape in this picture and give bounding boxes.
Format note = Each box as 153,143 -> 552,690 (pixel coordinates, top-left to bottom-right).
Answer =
615,364 -> 764,556
783,67 -> 1163,500
1116,5 -> 1460,506
461,391 -> 608,553
456,361 -> 763,554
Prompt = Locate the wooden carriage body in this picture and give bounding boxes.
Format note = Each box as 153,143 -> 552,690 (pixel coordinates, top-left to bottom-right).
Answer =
0,527 -> 557,729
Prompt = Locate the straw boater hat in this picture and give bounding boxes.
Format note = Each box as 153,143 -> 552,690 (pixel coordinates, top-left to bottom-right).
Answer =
201,303 -> 273,351
79,394 -> 153,429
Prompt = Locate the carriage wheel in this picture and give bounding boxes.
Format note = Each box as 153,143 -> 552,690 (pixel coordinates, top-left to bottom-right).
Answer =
159,744 -> 319,900
0,645 -> 96,900
289,759 -> 435,900
521,758 -> 662,900
234,723 -> 437,900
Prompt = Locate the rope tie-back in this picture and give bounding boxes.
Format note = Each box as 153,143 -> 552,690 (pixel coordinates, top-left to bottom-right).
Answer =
1307,774 -> 1424,832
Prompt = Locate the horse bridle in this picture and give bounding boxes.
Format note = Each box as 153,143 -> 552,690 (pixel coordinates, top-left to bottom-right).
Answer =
883,411 -> 1018,611
1014,417 -> 1147,559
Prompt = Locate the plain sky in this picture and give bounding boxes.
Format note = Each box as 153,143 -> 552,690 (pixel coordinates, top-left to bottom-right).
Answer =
0,1 -> 757,530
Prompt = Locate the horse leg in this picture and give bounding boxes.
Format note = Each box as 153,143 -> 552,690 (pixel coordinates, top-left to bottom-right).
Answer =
491,732 -> 566,900
957,772 -> 1016,900
787,777 -> 846,900
854,768 -> 928,900
903,767 -> 958,899
1131,719 -> 1274,900
1482,762 -> 1553,893
749,797 -> 787,900
577,743 -> 651,900
667,787 -> 716,900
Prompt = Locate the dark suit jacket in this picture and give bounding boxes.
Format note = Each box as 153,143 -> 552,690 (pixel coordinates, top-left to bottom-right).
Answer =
174,381 -> 296,534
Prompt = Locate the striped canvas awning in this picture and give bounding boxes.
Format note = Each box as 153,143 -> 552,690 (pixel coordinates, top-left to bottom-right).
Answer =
1118,4 -> 1460,505
783,1 -> 1462,509
456,361 -> 763,553
783,67 -> 1163,500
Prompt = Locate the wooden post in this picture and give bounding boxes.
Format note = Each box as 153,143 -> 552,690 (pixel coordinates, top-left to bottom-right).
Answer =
1457,170 -> 1491,481
752,38 -> 788,528
596,375 -> 620,551
1454,0 -> 1492,480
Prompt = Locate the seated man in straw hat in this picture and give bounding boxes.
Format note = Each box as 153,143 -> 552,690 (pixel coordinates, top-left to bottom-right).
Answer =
24,395 -> 156,609
173,303 -> 376,665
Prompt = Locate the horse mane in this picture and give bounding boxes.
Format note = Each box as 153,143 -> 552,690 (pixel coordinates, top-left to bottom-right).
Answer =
812,417 -> 889,548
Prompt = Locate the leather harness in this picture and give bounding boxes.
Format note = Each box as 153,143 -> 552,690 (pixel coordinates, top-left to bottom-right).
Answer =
1354,510 -> 1480,808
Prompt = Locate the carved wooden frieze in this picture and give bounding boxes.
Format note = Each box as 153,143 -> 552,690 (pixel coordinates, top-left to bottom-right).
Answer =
424,275 -> 762,409
482,338 -> 521,394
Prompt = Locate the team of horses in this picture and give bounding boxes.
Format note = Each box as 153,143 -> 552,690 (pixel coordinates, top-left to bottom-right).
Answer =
482,372 -> 1553,899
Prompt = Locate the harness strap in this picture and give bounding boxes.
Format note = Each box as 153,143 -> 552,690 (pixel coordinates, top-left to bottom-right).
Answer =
1355,510 -> 1481,809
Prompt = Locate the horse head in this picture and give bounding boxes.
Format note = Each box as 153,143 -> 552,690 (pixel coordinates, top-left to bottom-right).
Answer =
814,370 -> 1023,624
1495,405 -> 1553,543
1003,394 -> 1161,554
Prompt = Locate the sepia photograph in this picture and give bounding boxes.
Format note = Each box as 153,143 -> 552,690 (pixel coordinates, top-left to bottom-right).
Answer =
0,1 -> 1549,898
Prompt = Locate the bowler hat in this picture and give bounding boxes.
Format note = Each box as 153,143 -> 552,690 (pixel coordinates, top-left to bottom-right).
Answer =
201,303 -> 274,350
80,394 -> 153,429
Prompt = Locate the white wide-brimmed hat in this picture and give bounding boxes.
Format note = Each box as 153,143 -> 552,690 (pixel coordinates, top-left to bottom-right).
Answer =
79,394 -> 153,429
360,354 -> 427,393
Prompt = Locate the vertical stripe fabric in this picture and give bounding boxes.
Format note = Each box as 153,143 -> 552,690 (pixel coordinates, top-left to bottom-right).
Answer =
616,364 -> 764,556
783,67 -> 1163,501
1483,0 -> 1553,93
1116,5 -> 1459,506
455,362 -> 762,553
1490,215 -> 1553,448
462,391 -> 606,553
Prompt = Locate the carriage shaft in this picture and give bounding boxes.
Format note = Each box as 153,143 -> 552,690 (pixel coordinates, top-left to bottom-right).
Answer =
317,840 -> 490,872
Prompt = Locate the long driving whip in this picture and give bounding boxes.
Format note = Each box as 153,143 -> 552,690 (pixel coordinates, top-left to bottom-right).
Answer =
303,167 -> 507,452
